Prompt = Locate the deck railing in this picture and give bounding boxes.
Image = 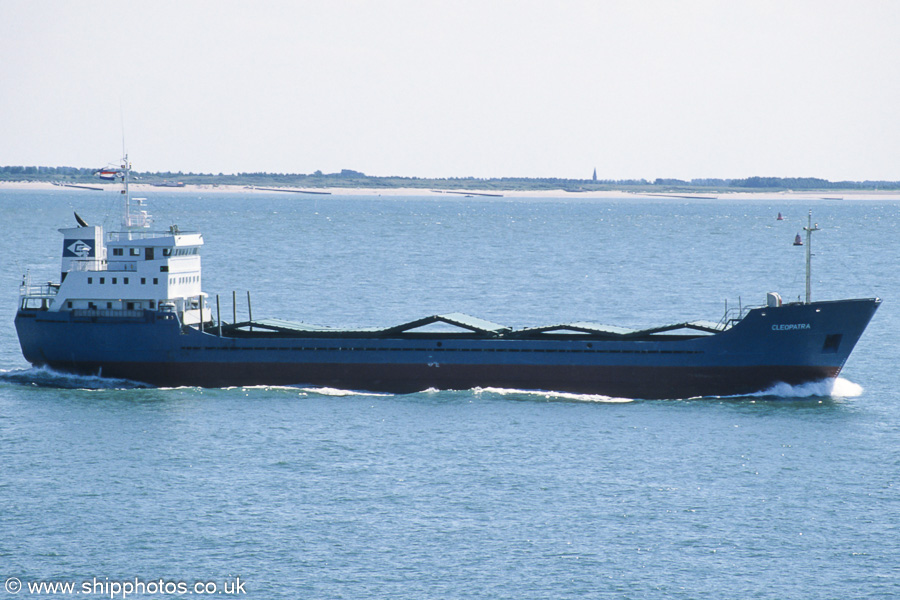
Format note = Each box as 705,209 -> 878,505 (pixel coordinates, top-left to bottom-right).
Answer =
716,304 -> 756,329
107,261 -> 137,272
107,229 -> 198,241
19,283 -> 58,298
68,259 -> 106,272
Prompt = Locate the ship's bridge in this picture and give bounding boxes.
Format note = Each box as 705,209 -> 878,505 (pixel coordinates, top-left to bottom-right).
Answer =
20,221 -> 209,326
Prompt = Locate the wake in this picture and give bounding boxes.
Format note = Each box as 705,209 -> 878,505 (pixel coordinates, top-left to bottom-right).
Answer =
471,386 -> 633,403
0,367 -> 862,401
0,366 -> 148,389
747,377 -> 862,399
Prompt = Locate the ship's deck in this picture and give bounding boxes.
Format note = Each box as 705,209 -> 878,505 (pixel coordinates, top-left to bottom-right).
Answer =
216,312 -> 726,341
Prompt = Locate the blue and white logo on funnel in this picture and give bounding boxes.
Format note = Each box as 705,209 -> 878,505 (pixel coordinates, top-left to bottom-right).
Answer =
64,239 -> 94,257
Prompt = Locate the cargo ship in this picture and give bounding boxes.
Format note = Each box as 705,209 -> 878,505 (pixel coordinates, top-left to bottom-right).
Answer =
14,158 -> 880,398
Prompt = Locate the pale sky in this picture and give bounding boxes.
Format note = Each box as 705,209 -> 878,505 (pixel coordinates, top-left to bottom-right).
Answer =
2,0 -> 899,181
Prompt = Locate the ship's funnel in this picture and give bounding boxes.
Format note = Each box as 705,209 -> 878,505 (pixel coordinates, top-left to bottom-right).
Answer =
58,224 -> 104,282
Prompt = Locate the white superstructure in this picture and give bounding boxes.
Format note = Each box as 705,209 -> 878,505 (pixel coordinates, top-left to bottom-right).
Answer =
19,155 -> 209,326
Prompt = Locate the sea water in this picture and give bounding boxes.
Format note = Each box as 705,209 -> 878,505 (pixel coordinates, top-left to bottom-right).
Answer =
0,190 -> 898,599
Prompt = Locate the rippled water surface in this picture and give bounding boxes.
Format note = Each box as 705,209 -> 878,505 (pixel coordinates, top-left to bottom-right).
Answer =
1,190 -> 898,598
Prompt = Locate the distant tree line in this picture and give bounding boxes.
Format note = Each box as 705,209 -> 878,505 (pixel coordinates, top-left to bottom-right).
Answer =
654,176 -> 900,190
0,165 -> 98,177
1,165 -> 898,191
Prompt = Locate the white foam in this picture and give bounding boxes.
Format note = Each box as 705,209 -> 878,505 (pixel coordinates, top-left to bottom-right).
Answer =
157,386 -> 204,391
473,386 -> 633,403
298,386 -> 394,397
750,377 -> 862,399
222,385 -> 304,391
0,365 -> 147,389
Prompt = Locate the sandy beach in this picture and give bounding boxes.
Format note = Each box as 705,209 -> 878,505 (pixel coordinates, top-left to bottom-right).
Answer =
2,180 -> 899,201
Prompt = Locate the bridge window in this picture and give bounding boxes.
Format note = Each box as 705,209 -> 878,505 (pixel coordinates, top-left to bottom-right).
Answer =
130,248 -> 140,256
112,248 -> 123,256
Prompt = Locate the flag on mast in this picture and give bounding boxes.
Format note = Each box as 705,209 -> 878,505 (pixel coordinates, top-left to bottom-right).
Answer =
95,168 -> 123,180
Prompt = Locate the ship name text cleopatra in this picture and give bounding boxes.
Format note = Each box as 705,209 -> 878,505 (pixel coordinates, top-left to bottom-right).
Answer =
772,323 -> 812,331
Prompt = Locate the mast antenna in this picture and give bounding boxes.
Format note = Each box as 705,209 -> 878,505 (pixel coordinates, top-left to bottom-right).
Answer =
119,99 -> 126,158
119,100 -> 133,234
803,209 -> 820,304
122,153 -> 131,233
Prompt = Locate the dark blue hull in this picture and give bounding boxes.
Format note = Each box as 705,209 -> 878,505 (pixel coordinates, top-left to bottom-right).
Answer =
15,298 -> 880,399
